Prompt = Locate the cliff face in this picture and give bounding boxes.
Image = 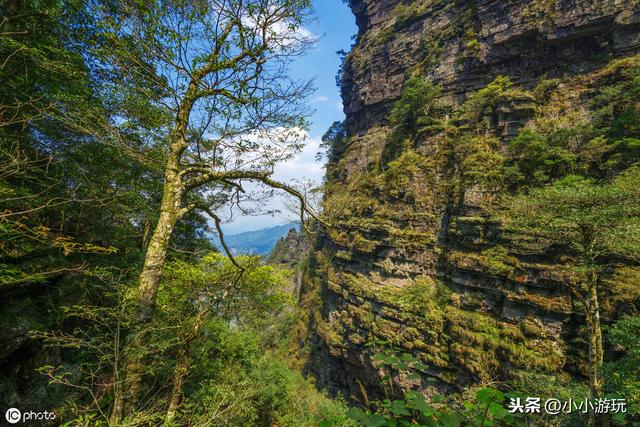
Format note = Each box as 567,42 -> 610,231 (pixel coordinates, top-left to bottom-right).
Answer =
268,228 -> 311,296
300,0 -> 640,400
343,0 -> 640,135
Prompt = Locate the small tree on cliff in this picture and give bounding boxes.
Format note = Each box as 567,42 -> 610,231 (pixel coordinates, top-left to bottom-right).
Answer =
500,168 -> 640,410
88,0 -> 320,421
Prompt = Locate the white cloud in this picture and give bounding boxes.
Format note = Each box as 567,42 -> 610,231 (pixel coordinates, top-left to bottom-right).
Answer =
293,24 -> 315,41
214,129 -> 325,234
240,11 -> 316,51
272,134 -> 324,183
312,95 -> 330,103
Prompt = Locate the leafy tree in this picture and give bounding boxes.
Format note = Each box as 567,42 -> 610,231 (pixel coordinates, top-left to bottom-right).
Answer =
0,0 -> 201,283
500,167 -> 640,424
604,316 -> 640,425
386,75 -> 442,158
181,320 -> 353,427
1,0 -> 101,284
460,75 -> 514,134
389,76 -> 442,131
80,0 -> 324,418
335,48 -> 349,88
153,254 -> 292,424
1,0 -> 212,414
318,120 -> 347,164
503,128 -> 577,189
503,59 -> 640,192
33,253 -> 349,425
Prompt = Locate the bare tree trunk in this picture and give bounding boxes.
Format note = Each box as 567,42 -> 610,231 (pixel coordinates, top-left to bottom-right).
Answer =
109,379 -> 124,426
587,282 -> 604,399
165,308 -> 209,425
115,167 -> 184,421
587,280 -> 605,427
165,348 -> 189,426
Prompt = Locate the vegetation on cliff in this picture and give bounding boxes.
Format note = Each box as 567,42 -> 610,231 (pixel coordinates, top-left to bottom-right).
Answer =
317,45 -> 640,425
2,0 -> 640,426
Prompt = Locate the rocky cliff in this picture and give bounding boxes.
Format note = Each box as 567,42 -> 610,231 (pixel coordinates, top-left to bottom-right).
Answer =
298,0 -> 640,402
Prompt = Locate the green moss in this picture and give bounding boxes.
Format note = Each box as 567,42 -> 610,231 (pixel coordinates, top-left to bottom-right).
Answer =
480,246 -> 520,276
321,266 -> 565,386
522,0 -> 558,27
532,78 -> 561,101
519,315 -> 546,338
413,0 -> 481,72
372,2 -> 434,47
350,232 -> 379,253
507,288 -> 573,313
447,246 -> 519,277
601,266 -> 640,317
335,250 -> 352,261
446,307 -> 563,380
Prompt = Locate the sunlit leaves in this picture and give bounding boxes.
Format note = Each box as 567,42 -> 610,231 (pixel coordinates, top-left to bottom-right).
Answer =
502,166 -> 640,261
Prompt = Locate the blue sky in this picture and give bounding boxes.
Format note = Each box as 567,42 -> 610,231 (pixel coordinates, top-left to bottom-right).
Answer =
293,0 -> 356,138
222,0 -> 357,234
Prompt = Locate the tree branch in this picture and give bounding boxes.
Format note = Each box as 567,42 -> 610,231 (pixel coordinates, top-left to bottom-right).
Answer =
203,207 -> 244,272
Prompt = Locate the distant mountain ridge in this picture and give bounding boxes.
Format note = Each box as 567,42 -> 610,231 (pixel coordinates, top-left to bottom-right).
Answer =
221,222 -> 300,256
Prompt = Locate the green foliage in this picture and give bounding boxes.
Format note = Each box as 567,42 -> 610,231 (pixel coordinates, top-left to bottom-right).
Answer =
4,2 -> 640,425
503,168 -> 640,261
480,246 -> 520,276
532,78 -> 561,101
320,120 -> 348,164
182,321 -> 353,427
501,166 -> 640,404
323,57 -> 640,427
2,0 -> 319,422
461,76 -> 514,125
592,58 -> 640,140
0,2 -> 216,411
390,76 -> 442,131
0,0 -> 215,285
159,253 -> 292,322
31,252 -> 352,425
379,149 -> 433,202
604,316 -> 640,423
505,56 -> 640,191
372,2 -> 433,47
387,76 -> 442,152
349,347 -> 525,426
450,134 -> 506,192
601,267 -> 640,316
504,128 -> 577,189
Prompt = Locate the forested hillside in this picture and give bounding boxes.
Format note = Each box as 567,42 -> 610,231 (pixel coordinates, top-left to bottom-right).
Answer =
1,0 -> 640,426
224,222 -> 300,256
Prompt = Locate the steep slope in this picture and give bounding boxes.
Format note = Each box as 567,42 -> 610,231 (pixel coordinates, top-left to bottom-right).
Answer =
268,227 -> 310,266
299,0 -> 640,401
223,222 -> 300,256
